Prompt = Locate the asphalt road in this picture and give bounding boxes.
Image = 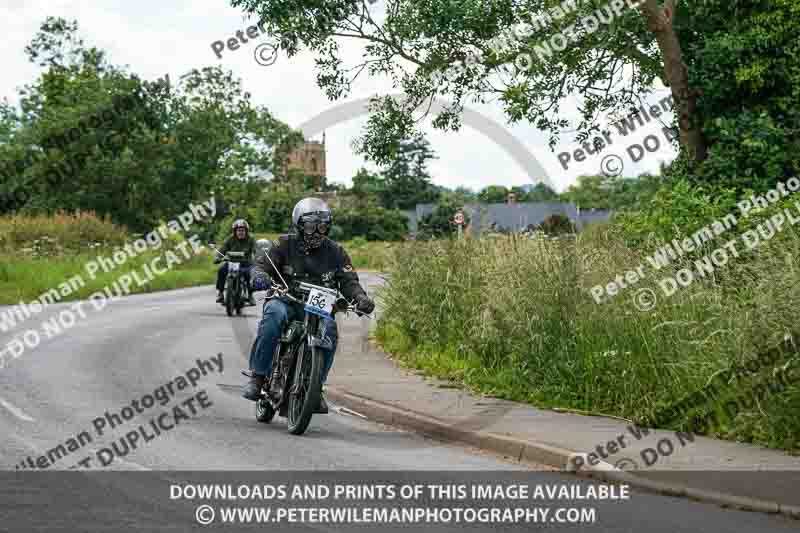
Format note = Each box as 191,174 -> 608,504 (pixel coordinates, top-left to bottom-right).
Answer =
0,275 -> 797,532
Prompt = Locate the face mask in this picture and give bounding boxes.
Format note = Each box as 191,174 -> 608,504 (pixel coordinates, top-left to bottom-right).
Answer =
303,230 -> 326,250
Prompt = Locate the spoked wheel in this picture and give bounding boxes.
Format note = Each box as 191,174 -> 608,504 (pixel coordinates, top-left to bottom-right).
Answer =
225,281 -> 235,317
235,282 -> 246,315
256,397 -> 276,423
286,338 -> 323,435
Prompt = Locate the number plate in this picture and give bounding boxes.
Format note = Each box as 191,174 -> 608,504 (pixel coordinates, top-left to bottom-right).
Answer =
229,262 -> 240,272
304,286 -> 337,318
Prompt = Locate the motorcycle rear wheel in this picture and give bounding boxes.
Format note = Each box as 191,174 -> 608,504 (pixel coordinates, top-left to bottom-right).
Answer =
286,339 -> 323,435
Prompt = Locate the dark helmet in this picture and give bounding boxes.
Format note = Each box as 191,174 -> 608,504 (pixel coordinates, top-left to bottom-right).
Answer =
232,219 -> 250,237
292,198 -> 332,250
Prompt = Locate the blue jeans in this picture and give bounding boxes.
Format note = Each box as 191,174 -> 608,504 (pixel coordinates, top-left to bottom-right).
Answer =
249,298 -> 338,384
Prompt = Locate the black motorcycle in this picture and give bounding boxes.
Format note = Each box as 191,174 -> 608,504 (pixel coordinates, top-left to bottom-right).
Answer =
212,247 -> 251,317
247,282 -> 369,435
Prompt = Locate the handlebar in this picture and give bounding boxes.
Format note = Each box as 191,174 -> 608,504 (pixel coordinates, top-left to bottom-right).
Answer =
264,285 -> 372,318
210,245 -> 248,264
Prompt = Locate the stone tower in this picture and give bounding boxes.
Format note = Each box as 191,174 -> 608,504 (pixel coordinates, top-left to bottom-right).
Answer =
282,133 -> 326,189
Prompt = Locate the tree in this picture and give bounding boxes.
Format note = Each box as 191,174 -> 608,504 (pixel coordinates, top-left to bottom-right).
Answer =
440,185 -> 477,205
560,173 -> 664,210
333,205 -> 408,241
519,183 -> 558,202
376,134 -> 438,210
0,17 -> 301,229
478,185 -> 509,204
417,198 -> 468,240
560,175 -> 614,209
228,0 -> 800,190
350,167 -> 384,197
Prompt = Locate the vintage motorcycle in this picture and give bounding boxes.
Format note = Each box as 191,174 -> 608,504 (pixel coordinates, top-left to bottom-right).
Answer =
246,281 -> 370,435
211,246 -> 251,317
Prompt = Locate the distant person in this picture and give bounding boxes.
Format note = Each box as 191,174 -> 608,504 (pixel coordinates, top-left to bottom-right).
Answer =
214,219 -> 256,306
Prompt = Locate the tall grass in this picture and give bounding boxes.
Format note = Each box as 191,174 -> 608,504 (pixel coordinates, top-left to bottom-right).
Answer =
0,211 -> 214,303
377,224 -> 800,451
0,210 -> 128,254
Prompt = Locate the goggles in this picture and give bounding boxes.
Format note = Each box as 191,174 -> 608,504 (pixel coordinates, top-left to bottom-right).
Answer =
300,215 -> 330,235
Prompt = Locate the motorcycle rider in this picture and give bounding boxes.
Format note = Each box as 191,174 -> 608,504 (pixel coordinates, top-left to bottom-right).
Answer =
215,219 -> 257,306
244,198 -> 375,413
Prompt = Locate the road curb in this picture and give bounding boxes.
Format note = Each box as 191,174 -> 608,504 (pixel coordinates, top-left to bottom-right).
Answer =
326,387 -> 799,520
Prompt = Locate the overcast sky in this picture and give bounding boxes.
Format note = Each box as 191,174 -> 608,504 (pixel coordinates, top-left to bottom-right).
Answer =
2,0 -> 677,193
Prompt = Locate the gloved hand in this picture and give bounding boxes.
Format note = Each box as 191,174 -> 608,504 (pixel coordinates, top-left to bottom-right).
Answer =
213,257 -> 222,264
250,273 -> 271,292
354,293 -> 375,315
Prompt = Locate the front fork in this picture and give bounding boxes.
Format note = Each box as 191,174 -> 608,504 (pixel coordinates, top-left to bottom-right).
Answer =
289,313 -> 327,395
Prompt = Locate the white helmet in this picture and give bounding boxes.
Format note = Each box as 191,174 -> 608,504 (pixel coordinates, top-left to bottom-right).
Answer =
292,198 -> 332,249
232,219 -> 250,236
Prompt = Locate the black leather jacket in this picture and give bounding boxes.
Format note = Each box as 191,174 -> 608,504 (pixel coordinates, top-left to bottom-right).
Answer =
252,234 -> 367,301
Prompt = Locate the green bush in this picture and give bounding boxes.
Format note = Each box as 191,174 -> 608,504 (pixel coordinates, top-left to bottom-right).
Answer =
416,199 -> 468,240
536,214 -> 575,235
0,210 -> 128,254
613,178 -> 739,248
332,206 -> 407,241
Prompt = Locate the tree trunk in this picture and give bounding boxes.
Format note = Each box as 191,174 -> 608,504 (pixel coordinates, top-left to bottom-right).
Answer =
638,0 -> 707,164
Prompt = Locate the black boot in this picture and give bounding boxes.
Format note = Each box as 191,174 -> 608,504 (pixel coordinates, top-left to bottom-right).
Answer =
242,374 -> 265,401
216,290 -> 224,303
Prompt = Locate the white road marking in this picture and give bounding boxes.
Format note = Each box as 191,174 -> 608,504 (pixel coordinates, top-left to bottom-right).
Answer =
336,406 -> 368,419
0,397 -> 36,422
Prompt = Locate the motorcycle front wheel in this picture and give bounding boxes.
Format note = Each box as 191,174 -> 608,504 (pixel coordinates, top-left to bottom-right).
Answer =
286,338 -> 323,435
225,277 -> 236,317
235,275 -> 246,315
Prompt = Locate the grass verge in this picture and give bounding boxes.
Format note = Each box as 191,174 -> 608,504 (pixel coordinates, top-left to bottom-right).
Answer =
375,225 -> 800,452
